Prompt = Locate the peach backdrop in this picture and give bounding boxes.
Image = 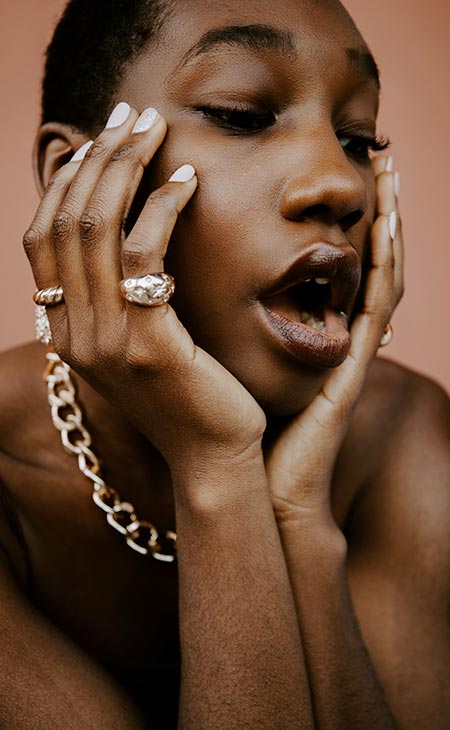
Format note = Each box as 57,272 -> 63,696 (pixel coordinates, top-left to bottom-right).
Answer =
1,0 -> 449,392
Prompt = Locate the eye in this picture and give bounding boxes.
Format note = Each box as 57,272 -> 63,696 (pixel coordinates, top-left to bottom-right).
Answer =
197,105 -> 276,133
338,134 -> 391,161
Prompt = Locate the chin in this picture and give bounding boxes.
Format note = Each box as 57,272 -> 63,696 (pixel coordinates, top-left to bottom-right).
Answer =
234,360 -> 329,419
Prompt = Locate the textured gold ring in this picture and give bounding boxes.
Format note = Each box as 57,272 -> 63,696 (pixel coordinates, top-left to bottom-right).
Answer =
33,285 -> 64,307
119,273 -> 175,307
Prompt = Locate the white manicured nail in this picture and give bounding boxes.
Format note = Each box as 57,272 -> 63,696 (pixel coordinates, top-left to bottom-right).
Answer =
132,107 -> 160,134
105,101 -> 131,129
385,156 -> 394,172
394,172 -> 400,197
71,140 -> 93,162
389,211 -> 397,240
168,164 -> 196,182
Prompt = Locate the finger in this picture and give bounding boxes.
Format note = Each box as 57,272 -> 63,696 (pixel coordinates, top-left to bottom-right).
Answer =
121,164 -> 198,278
375,164 -> 404,306
51,103 -> 139,316
372,154 -> 392,177
78,107 -> 168,311
349,213 -> 394,358
307,213 -> 394,437
116,165 -> 198,369
392,175 -> 405,303
23,162 -> 80,291
23,161 -> 83,346
376,169 -> 396,216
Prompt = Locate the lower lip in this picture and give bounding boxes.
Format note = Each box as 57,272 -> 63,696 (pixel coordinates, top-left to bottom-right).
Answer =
261,305 -> 351,369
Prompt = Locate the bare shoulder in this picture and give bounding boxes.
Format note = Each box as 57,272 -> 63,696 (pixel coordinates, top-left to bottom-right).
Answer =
340,355 -> 449,475
346,354 -> 450,579
359,354 -> 450,467
0,341 -> 51,463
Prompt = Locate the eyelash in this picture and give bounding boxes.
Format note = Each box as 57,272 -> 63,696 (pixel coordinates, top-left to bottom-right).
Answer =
197,105 -> 391,160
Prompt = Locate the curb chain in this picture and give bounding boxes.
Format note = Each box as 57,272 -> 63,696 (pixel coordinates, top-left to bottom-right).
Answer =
44,351 -> 177,563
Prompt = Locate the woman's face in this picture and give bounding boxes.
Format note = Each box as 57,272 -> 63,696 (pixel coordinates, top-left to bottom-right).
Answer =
116,0 -> 380,415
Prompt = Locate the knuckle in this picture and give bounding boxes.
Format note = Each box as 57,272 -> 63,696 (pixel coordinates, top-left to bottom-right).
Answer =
79,207 -> 106,243
110,143 -> 136,163
147,186 -> 178,214
53,208 -> 76,245
86,139 -> 109,161
121,247 -> 148,275
22,226 -> 43,261
46,167 -> 69,193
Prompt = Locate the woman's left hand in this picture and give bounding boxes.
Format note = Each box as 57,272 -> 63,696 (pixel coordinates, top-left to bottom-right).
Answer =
265,157 -> 404,532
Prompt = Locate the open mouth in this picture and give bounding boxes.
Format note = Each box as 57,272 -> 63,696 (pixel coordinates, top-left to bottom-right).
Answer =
264,277 -> 335,333
259,245 -> 361,369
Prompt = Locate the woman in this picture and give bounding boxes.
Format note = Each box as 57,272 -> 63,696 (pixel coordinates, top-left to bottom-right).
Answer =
0,0 -> 449,727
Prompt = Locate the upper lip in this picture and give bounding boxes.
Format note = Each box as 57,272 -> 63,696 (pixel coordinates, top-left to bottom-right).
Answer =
260,242 -> 362,317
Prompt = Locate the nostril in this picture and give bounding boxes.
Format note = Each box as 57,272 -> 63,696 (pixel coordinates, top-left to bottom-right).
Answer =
340,209 -> 364,231
294,204 -> 331,223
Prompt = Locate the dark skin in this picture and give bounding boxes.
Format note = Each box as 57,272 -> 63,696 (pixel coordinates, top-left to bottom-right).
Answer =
0,0 -> 449,728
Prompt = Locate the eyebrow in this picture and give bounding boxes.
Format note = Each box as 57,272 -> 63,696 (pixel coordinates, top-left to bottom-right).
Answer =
180,24 -> 297,64
179,23 -> 380,89
346,47 -> 380,89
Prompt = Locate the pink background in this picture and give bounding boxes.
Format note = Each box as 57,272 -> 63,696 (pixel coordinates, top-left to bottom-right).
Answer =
1,0 -> 449,392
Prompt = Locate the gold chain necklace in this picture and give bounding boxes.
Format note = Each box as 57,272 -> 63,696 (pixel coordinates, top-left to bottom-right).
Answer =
44,350 -> 177,562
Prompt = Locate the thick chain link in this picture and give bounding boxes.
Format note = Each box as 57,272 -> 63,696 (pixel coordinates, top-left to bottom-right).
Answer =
44,351 -> 177,562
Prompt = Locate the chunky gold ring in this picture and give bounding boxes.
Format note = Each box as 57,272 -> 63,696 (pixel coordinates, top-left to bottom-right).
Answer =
119,272 -> 175,307
379,323 -> 393,347
33,285 -> 64,307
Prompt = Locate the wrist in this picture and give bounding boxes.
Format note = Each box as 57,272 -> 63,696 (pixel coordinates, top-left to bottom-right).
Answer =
277,510 -> 347,574
171,441 -> 267,517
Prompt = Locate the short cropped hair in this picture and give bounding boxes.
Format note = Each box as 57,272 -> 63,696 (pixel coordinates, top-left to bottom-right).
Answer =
42,0 -> 171,133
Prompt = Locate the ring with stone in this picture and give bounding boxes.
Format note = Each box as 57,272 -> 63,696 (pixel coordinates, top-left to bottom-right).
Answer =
33,285 -> 64,307
119,272 -> 175,307
379,323 -> 393,347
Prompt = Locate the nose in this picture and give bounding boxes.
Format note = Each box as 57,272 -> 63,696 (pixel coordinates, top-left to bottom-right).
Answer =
279,128 -> 368,232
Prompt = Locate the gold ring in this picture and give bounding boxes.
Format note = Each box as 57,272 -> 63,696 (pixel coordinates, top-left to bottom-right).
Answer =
33,285 -> 64,307
379,323 -> 393,347
119,273 -> 175,307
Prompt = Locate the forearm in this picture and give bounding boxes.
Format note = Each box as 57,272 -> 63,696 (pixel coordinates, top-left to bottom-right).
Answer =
279,518 -> 395,730
172,454 -> 314,730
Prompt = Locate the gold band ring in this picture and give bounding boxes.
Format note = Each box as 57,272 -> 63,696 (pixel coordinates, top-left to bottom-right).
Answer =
33,285 -> 64,307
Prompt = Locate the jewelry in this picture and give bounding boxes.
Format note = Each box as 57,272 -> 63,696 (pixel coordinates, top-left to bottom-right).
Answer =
120,272 -> 175,306
379,323 -> 393,347
44,351 -> 177,562
33,285 -> 64,306
35,305 -> 52,345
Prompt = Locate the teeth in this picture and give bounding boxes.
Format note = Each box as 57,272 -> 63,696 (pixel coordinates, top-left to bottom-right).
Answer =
300,310 -> 327,333
314,277 -> 330,285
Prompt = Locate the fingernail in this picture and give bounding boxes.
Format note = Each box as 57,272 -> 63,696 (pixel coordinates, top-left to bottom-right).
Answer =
132,107 -> 160,134
394,172 -> 400,197
71,140 -> 93,162
168,164 -> 196,182
385,156 -> 394,172
105,101 -> 131,129
389,211 -> 397,240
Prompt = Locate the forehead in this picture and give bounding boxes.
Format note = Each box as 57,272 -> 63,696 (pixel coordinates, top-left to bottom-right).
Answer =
161,0 -> 365,54
119,0 -> 377,101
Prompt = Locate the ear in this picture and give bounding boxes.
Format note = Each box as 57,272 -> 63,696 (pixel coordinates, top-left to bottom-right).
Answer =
32,122 -> 90,196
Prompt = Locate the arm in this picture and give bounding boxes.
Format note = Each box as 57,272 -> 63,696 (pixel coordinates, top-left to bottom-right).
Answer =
172,452 -> 313,730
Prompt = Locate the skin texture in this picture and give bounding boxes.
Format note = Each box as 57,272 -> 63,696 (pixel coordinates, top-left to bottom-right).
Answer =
0,0 -> 449,728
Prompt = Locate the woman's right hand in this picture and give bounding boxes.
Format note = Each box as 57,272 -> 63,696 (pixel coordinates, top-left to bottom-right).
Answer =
24,102 -> 266,474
